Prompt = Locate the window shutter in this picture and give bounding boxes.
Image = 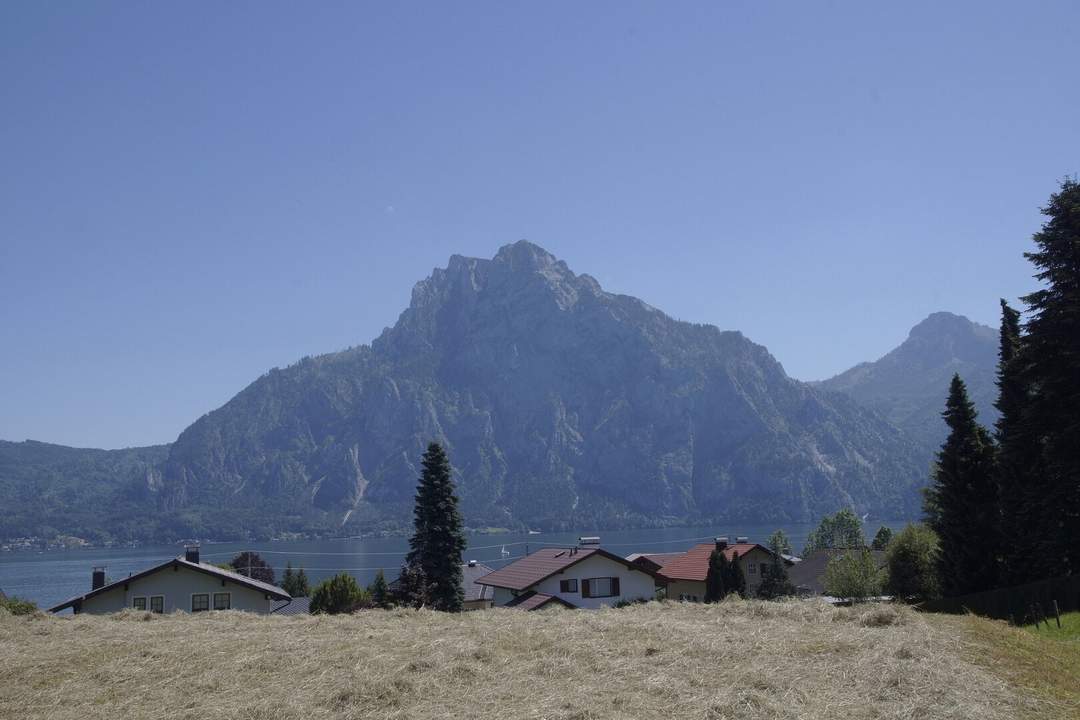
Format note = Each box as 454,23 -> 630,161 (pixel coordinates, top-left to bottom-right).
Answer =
581,579 -> 591,598
612,577 -> 621,596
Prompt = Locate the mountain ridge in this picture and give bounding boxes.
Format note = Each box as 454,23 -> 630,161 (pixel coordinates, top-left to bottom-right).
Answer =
3,242 -> 931,542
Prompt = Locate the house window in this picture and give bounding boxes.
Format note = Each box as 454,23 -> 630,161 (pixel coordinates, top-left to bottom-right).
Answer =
213,592 -> 231,610
132,597 -> 147,610
559,579 -> 578,593
150,596 -> 164,614
748,562 -> 757,575
191,594 -> 210,612
581,577 -> 620,598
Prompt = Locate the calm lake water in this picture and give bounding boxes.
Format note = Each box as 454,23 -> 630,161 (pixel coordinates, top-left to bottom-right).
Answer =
0,520 -> 911,610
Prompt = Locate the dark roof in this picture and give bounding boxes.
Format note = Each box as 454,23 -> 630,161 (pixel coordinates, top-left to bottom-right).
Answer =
787,548 -> 887,595
462,561 -> 495,602
625,552 -> 683,572
656,543 -> 771,583
48,557 -> 291,612
503,591 -> 576,611
272,597 -> 311,615
476,547 -> 649,591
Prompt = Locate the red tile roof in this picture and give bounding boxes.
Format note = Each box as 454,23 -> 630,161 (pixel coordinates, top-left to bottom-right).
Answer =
656,543 -> 769,583
503,591 -> 576,611
476,547 -> 644,591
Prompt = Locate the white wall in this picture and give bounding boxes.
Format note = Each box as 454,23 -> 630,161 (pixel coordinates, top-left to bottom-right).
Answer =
79,564 -> 276,615
491,553 -> 657,609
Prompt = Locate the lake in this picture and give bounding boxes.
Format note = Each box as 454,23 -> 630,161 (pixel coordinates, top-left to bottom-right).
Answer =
0,520 -> 911,610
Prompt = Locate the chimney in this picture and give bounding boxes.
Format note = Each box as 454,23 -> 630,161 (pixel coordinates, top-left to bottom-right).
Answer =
468,560 -> 477,567
91,567 -> 106,590
184,544 -> 200,564
578,536 -> 600,546
715,537 -> 729,551
736,536 -> 749,545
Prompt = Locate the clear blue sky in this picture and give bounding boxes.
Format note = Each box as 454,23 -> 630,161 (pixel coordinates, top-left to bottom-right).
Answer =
2,2 -> 1077,449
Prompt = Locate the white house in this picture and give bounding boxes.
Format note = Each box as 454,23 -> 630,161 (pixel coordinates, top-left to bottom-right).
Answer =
476,545 -> 658,610
48,546 -> 290,615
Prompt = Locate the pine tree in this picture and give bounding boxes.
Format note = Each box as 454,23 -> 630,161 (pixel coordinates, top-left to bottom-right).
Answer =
1019,178 -> 1080,577
404,442 -> 467,611
993,299 -> 1035,585
369,569 -> 390,609
766,529 -> 792,557
295,567 -> 310,597
871,526 -> 894,551
803,509 -> 865,555
310,572 -> 367,614
704,548 -> 729,603
926,374 -> 999,596
725,551 -> 747,597
758,534 -> 795,599
282,562 -> 296,595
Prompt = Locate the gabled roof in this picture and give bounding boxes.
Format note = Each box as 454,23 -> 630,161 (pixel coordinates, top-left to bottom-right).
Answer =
656,543 -> 771,583
462,562 -> 495,602
503,591 -> 576,611
48,557 -> 291,612
476,547 -> 649,591
272,597 -> 312,615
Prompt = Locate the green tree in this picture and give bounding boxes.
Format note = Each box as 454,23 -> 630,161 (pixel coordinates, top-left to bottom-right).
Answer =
281,561 -> 310,597
884,523 -> 940,602
993,298 -> 1035,585
369,569 -> 390,609
310,572 -> 368,614
871,526 -> 894,551
0,594 -> 39,616
725,550 -> 747,597
758,534 -> 795,600
1018,178 -> 1080,578
404,442 -> 467,611
823,548 -> 883,602
925,374 -> 999,597
704,547 -> 729,603
803,508 -> 865,555
767,529 -> 793,557
229,551 -> 275,585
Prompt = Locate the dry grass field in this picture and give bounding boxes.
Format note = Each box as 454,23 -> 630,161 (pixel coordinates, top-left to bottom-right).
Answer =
1,599 -> 1076,720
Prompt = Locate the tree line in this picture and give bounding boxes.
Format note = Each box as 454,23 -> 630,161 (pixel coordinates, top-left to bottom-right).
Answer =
926,178 -> 1079,598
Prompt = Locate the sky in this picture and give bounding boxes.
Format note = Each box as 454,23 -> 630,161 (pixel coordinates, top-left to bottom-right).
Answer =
2,2 -> 1077,449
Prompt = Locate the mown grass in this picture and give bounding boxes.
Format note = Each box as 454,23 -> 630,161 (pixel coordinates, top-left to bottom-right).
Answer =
0,600 -> 1057,720
926,611 -> 1080,720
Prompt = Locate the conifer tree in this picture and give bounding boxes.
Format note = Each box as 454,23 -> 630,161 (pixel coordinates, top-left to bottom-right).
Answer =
369,569 -> 390,609
871,526 -> 894,551
725,551 -> 747,597
926,375 -> 999,596
404,442 -> 467,611
295,567 -> 309,597
993,299 -> 1035,585
758,535 -> 795,599
704,547 -> 729,602
1019,178 -> 1080,577
282,562 -> 295,593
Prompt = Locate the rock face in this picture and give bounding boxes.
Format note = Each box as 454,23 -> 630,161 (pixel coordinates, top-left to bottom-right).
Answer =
158,241 -> 926,533
817,312 -> 998,453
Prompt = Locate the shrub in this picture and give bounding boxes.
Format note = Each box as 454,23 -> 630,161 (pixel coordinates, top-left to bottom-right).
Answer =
885,523 -> 940,602
0,595 -> 40,616
824,548 -> 884,602
310,572 -> 368,614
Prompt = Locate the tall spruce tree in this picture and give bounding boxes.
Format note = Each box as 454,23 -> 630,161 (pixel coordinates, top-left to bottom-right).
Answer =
926,375 -> 999,596
993,299 -> 1035,585
725,551 -> 747,597
403,442 -> 467,611
704,547 -> 729,603
1019,178 -> 1080,577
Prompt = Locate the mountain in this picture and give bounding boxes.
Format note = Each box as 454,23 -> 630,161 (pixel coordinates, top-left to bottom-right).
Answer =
0,441 -> 170,542
2,242 -> 928,542
817,312 -> 998,452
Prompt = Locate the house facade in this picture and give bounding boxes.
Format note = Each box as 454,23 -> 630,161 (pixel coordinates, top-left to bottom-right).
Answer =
657,539 -> 777,600
477,546 -> 657,610
48,546 -> 290,615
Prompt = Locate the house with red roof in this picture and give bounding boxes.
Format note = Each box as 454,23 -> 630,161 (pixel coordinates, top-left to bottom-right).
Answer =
656,537 -> 778,601
476,544 -> 658,610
